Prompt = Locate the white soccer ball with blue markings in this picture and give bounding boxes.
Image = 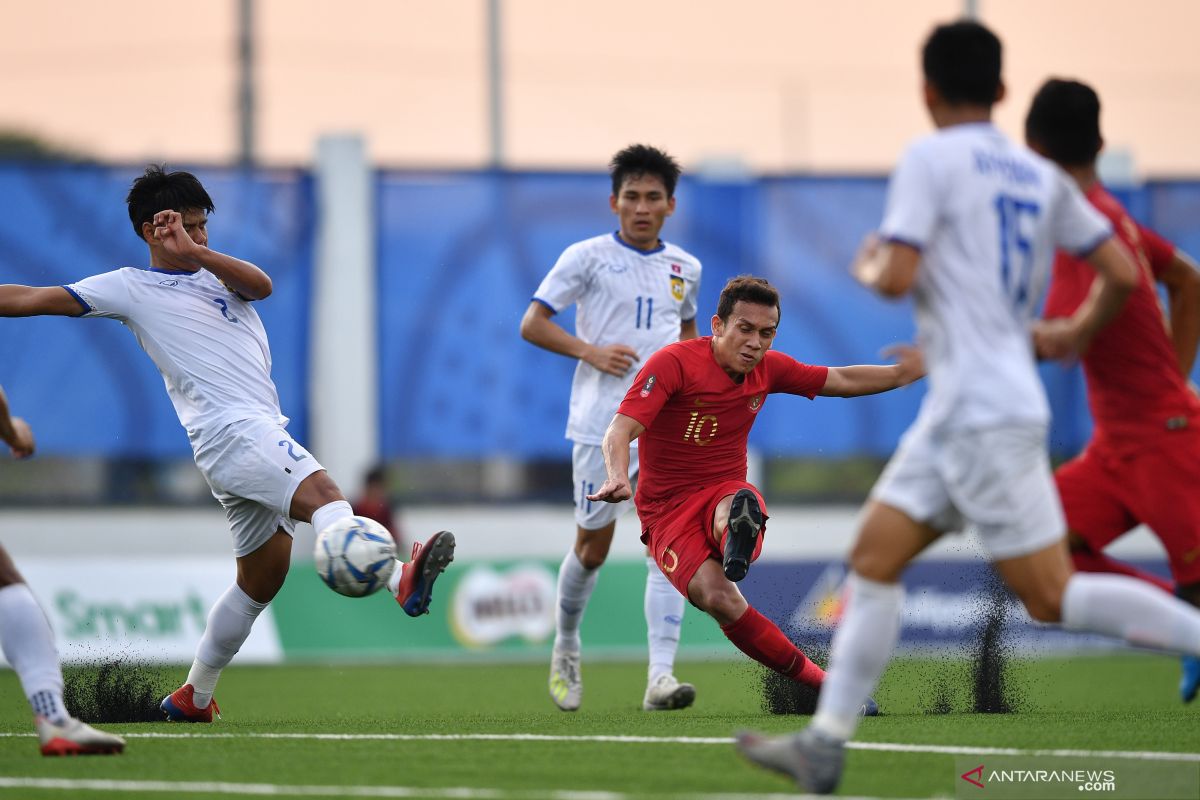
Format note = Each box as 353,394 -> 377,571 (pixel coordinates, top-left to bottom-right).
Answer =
314,516 -> 397,597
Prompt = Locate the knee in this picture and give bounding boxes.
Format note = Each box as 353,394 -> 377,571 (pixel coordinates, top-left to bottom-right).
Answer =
692,584 -> 745,625
1020,590 -> 1063,623
241,561 -> 289,604
575,543 -> 608,570
849,543 -> 902,584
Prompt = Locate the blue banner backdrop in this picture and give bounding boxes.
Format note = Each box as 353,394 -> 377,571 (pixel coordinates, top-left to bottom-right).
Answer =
2,161 -> 1198,460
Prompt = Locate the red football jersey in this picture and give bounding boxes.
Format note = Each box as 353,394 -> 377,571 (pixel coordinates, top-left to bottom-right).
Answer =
1043,183 -> 1200,447
617,336 -> 828,510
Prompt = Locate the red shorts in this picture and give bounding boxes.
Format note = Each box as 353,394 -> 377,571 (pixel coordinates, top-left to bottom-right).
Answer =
1056,429 -> 1200,585
638,480 -> 768,597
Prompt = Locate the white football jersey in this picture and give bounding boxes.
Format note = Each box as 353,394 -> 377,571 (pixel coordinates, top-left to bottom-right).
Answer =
879,123 -> 1111,431
65,267 -> 286,451
534,232 -> 701,445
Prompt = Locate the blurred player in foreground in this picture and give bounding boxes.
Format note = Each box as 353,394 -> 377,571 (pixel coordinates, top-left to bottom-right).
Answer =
587,275 -> 922,711
1026,77 -> 1200,702
0,166 -> 454,723
738,20 -> 1200,794
521,145 -> 701,712
0,384 -> 125,755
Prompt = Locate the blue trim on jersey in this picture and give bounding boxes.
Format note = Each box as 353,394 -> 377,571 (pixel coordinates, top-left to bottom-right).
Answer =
531,297 -> 558,314
148,266 -> 194,275
1069,230 -> 1112,259
61,285 -> 90,315
611,231 -> 665,256
881,234 -> 924,253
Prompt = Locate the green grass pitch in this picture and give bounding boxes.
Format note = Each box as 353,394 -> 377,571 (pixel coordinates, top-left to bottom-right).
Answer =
0,654 -> 1195,798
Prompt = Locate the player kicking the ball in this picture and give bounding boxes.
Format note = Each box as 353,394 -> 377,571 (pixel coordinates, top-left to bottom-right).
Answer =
588,275 -> 923,710
0,166 -> 454,722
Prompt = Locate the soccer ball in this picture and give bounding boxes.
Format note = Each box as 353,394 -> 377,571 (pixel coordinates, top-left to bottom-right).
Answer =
314,516 -> 397,597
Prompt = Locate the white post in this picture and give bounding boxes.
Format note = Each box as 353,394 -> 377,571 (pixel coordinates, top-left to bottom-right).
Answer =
310,134 -> 377,504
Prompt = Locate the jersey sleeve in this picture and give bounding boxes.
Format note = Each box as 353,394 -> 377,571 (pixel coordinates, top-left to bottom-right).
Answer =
1139,224 -> 1177,278
616,347 -> 684,430
532,244 -> 590,314
64,269 -> 132,320
878,142 -> 940,250
766,352 -> 828,399
1049,171 -> 1112,256
681,260 -> 701,322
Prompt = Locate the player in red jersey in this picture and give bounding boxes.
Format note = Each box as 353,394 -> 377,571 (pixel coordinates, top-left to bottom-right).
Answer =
587,276 -> 923,700
1026,78 -> 1200,701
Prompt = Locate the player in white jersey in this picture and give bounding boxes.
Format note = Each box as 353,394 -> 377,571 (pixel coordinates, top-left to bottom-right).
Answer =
0,384 -> 126,755
520,145 -> 701,711
738,21 -> 1200,794
0,166 -> 455,722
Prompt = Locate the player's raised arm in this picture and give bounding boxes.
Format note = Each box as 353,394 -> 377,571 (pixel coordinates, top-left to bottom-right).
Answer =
0,285 -> 85,317
519,300 -> 639,377
851,233 -> 922,299
819,345 -> 925,397
150,210 -> 272,300
1158,248 -> 1200,375
587,413 -> 645,503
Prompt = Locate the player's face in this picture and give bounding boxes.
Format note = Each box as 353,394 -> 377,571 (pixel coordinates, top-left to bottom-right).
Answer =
180,208 -> 209,247
711,301 -> 779,376
610,174 -> 675,251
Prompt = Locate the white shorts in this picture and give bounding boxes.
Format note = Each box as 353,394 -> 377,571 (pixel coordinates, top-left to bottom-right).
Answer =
871,423 -> 1065,560
572,442 -> 640,530
194,418 -> 326,558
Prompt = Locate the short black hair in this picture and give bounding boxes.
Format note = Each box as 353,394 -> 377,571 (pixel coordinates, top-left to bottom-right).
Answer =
922,20 -> 1002,106
1025,78 -> 1103,167
610,144 -> 682,198
716,275 -> 780,322
126,164 -> 214,240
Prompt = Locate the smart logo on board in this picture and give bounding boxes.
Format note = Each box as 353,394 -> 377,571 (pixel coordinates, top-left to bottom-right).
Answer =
450,563 -> 556,648
56,590 -> 208,639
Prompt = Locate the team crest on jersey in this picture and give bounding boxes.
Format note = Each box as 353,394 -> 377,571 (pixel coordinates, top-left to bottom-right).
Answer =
748,394 -> 763,413
640,375 -> 657,397
670,275 -> 685,301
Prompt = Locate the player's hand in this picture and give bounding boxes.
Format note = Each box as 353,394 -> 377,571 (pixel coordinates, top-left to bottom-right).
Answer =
586,477 -> 632,503
882,343 -> 925,386
3,417 -> 34,459
584,343 -> 639,377
1031,318 -> 1083,361
151,210 -> 203,270
850,233 -> 883,286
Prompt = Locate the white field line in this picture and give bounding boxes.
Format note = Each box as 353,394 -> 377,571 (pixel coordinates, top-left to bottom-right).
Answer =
1,730 -> 1197,762
0,776 -> 906,800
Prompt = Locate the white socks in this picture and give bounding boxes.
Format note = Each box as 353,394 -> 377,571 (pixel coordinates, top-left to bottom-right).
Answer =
311,500 -> 353,538
1062,572 -> 1200,655
190,584 -> 269,708
812,573 -> 905,741
0,584 -> 68,723
554,550 -> 598,652
645,557 -> 684,682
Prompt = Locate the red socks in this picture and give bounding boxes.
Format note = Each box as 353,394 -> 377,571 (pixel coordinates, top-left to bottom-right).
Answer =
1071,546 -> 1174,595
720,606 -> 825,687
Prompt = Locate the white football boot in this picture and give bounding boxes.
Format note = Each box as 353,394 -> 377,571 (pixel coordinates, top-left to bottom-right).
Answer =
642,673 -> 697,711
36,716 -> 125,756
548,646 -> 583,711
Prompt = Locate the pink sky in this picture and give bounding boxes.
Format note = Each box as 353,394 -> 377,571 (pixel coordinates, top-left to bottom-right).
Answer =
2,0 -> 1197,175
